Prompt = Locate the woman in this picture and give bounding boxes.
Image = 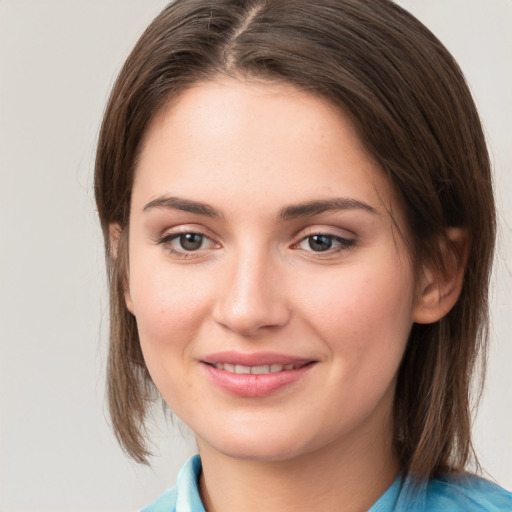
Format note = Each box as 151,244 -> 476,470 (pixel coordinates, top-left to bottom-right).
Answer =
94,0 -> 511,510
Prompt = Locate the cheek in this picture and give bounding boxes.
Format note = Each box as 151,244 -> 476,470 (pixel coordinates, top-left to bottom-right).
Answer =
298,261 -> 415,366
128,263 -> 215,411
127,256 -> 214,363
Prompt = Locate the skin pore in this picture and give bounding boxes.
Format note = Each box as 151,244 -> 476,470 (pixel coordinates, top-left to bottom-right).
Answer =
122,77 -> 457,512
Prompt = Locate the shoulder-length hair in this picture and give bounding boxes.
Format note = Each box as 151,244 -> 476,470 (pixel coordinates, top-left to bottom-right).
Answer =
94,0 -> 495,479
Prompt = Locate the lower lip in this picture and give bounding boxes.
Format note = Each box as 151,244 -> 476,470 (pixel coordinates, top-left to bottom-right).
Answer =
202,363 -> 315,398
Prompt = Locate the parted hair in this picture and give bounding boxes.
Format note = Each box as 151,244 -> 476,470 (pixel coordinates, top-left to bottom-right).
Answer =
94,0 -> 496,479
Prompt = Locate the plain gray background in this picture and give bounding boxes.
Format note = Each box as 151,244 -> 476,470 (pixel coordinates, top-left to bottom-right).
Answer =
0,1 -> 510,510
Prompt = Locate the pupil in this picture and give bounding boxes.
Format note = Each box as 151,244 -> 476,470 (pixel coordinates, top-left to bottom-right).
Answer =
180,233 -> 203,250
309,235 -> 332,252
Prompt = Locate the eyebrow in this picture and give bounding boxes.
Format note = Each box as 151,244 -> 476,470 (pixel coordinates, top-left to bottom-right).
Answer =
143,196 -> 223,218
142,195 -> 377,220
278,198 -> 377,221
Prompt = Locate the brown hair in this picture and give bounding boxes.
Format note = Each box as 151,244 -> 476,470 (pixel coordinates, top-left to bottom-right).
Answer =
94,0 -> 496,478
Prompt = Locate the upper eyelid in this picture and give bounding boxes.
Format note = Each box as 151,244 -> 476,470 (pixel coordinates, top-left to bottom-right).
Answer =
157,231 -> 217,247
156,224 -> 218,240
154,224 -> 356,245
294,233 -> 355,247
156,231 -> 219,258
292,224 -> 356,241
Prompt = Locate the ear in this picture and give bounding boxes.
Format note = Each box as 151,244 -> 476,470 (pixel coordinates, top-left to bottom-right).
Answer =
413,228 -> 469,324
109,223 -> 134,314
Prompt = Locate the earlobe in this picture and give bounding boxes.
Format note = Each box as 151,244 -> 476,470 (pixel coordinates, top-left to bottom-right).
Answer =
109,223 -> 134,314
413,228 -> 469,325
124,286 -> 134,315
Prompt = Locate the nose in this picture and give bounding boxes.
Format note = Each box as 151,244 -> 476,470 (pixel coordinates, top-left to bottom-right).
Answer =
212,249 -> 291,337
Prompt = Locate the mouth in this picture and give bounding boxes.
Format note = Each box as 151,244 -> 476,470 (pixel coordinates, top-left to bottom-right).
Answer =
206,362 -> 309,374
200,353 -> 317,397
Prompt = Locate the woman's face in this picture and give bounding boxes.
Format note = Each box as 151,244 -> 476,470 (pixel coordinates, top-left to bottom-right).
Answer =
126,78 -> 420,462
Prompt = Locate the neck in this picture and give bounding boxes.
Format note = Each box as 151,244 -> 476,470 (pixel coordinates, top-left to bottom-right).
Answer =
197,414 -> 399,512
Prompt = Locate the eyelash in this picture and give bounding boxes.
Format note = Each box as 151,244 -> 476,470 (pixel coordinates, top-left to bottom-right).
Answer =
294,233 -> 356,255
155,231 -> 218,259
155,230 -> 356,259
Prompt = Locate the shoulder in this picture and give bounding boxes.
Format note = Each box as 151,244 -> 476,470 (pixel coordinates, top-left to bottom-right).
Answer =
425,473 -> 512,512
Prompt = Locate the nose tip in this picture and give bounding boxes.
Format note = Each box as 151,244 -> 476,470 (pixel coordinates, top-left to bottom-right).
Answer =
215,293 -> 290,337
212,259 -> 290,337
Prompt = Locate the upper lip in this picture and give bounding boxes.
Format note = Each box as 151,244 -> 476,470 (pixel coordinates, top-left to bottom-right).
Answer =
201,351 -> 315,367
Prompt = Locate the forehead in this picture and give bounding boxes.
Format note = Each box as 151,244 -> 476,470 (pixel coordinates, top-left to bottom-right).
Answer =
133,77 -> 401,221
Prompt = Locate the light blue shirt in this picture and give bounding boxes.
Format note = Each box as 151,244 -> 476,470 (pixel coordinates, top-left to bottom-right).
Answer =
142,455 -> 512,512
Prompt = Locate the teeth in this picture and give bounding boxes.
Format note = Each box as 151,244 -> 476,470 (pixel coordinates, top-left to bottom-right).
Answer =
235,364 -> 251,374
251,365 -> 271,374
213,363 -> 302,374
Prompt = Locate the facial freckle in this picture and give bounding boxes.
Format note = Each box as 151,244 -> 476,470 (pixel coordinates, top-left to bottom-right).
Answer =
129,78 -> 415,465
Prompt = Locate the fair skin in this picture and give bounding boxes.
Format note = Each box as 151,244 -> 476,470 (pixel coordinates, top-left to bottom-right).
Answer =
121,77 -> 461,512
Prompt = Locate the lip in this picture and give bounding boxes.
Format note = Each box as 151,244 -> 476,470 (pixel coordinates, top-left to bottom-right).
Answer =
202,351 -> 312,367
200,351 -> 317,398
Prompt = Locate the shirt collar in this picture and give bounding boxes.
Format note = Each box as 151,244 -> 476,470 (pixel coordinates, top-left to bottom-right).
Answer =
174,454 -> 415,512
175,455 -> 205,512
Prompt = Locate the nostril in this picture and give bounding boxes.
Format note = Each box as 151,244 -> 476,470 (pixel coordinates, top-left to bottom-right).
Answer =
213,302 -> 291,336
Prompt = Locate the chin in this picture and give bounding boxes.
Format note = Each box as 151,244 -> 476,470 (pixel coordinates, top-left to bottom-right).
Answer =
197,424 -> 324,463
216,442 -> 305,463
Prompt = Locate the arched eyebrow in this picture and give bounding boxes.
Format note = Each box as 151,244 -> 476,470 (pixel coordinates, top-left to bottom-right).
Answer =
143,196 -> 223,218
142,196 -> 377,220
278,198 -> 377,221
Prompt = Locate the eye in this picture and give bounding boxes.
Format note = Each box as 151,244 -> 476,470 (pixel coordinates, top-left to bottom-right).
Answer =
156,230 -> 219,257
297,233 -> 355,253
176,232 -> 205,251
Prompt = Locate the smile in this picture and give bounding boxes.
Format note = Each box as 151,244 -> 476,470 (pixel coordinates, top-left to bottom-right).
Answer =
201,355 -> 316,397
210,363 -> 304,374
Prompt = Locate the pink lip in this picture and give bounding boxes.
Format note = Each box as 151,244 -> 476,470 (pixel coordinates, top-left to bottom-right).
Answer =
202,351 -> 312,367
200,351 -> 316,398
